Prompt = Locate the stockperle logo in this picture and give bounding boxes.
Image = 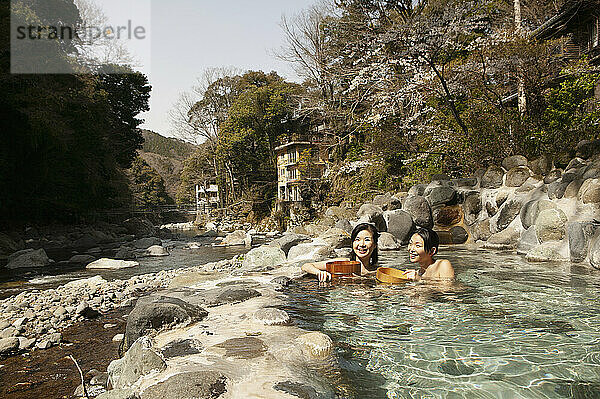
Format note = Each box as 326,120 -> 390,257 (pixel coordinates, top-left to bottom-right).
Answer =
10,0 -> 151,74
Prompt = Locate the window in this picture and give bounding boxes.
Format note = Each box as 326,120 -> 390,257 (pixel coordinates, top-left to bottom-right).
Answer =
288,149 -> 297,163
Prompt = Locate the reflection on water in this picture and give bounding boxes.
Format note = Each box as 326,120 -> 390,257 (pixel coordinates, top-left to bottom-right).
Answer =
283,246 -> 600,398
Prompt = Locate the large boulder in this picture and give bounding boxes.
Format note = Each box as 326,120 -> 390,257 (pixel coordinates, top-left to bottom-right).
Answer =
324,206 -> 354,221
516,226 -> 539,255
408,184 -> 427,197
122,217 -> 157,238
132,237 -> 161,249
505,166 -> 531,187
221,230 -> 246,246
123,296 -> 208,352
433,206 -> 463,227
502,155 -> 528,171
268,233 -> 311,255
481,165 -> 505,189
462,193 -> 482,226
144,245 -> 169,257
297,332 -> 333,359
535,209 -> 568,242
544,169 -> 562,184
589,234 -> 600,269
0,337 -> 20,356
372,193 -> 402,211
0,232 -> 24,258
319,228 -> 351,249
484,226 -> 520,249
253,308 -> 290,326
496,199 -> 523,232
520,199 -> 557,230
6,248 -> 51,269
86,258 -> 139,269
567,222 -> 598,263
108,337 -> 166,389
452,178 -> 478,187
334,219 -> 353,234
378,232 -> 401,250
449,226 -> 468,244
403,196 -> 433,229
287,242 -> 335,263
68,254 -> 96,264
529,155 -> 553,175
385,210 -> 415,244
241,245 -> 286,271
547,180 -> 569,200
576,139 -> 600,159
425,186 -> 457,207
525,242 -> 569,262
140,371 -> 227,399
471,219 -> 492,241
356,204 -> 386,232
578,178 -> 600,204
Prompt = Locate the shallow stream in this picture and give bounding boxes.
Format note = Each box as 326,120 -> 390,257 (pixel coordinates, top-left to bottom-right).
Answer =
283,246 -> 600,398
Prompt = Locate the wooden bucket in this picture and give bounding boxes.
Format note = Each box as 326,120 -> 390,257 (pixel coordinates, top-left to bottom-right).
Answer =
326,260 -> 361,277
376,267 -> 410,284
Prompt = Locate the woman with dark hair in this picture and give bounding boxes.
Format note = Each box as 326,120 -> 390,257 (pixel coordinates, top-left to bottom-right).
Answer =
404,227 -> 454,281
301,223 -> 379,282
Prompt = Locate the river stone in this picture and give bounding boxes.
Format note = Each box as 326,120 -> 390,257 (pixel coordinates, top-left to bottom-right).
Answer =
567,222 -> 598,263
114,246 -> 137,260
140,371 -> 227,399
169,271 -> 225,288
68,254 -> 96,264
334,219 -> 352,234
583,164 -> 600,180
372,193 -> 401,211
526,242 -> 568,262
547,180 -> 568,200
484,226 -> 520,249
123,296 -> 208,351
520,200 -> 557,230
433,206 -> 463,227
579,179 -> 600,204
0,232 -> 23,258
589,235 -> 600,269
529,155 -> 553,175
222,230 -> 246,246
6,248 -> 51,269
133,237 -> 161,249
502,155 -> 528,170
576,139 -> 600,159
471,220 -> 492,241
450,226 -> 468,244
270,276 -> 292,288
287,242 -> 335,263
481,165 -> 505,188
273,381 -> 333,399
122,217 -> 157,238
517,226 -> 540,255
216,337 -> 266,359
385,210 -> 415,244
160,338 -> 203,358
408,184 -> 427,196
297,332 -> 333,358
378,232 -> 401,250
324,206 -> 353,220
566,157 -> 586,171
496,199 -> 523,232
144,245 -> 169,257
207,287 -> 261,307
562,170 -> 581,185
485,201 -> 498,217
515,177 -> 540,193
253,308 -> 290,325
564,179 -> 584,198
356,204 -> 386,232
319,228 -> 351,249
452,178 -> 478,187
86,258 -> 139,269
544,169 -> 562,184
462,193 -> 482,226
495,188 -> 510,208
269,233 -> 311,255
18,337 -> 36,350
505,166 -> 531,187
96,388 -> 138,399
535,209 -> 568,242
402,196 -> 433,229
108,337 -> 166,389
241,245 -> 286,271
425,186 -> 457,207
0,337 -> 20,355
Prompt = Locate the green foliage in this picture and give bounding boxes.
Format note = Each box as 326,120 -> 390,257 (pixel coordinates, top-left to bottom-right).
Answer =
141,130 -> 197,160
128,157 -> 171,208
176,149 -> 214,204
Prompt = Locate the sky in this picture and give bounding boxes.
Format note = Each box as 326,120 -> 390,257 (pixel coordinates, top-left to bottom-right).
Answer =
99,0 -> 318,139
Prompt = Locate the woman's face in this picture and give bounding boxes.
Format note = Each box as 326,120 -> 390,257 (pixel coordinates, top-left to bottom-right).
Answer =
408,233 -> 433,264
353,229 -> 375,262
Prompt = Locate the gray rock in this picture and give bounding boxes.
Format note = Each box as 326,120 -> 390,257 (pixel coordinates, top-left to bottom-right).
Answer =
505,166 -> 531,187
566,157 -> 587,171
253,308 -> 290,325
515,177 -> 539,193
485,201 -> 498,217
122,217 -> 157,238
583,164 -> 600,180
481,165 -> 505,189
408,184 -> 427,197
484,227 -> 520,249
68,254 -> 96,264
7,248 -> 51,269
140,371 -> 226,399
565,178 -> 585,199
378,232 -> 401,250
543,169 -> 562,184
576,139 -> 600,159
222,230 -> 246,246
433,206 -> 463,227
578,178 -> 600,204
452,178 -> 478,187
529,155 -> 553,175
449,226 -> 468,244
0,337 -> 20,355
589,235 -> 600,269
496,199 -> 523,232
86,258 -> 139,269
324,206 -> 354,221
526,242 -> 567,262
319,228 -> 351,249
567,222 -> 598,263
216,337 -> 266,359
90,372 -> 109,386
206,287 -> 261,307
133,237 -> 161,249
287,242 -> 335,263
356,204 -> 386,232
495,189 -> 510,208
114,246 -> 137,260
372,193 -> 401,211
520,199 -> 557,230
403,196 -> 433,229
269,233 -> 311,255
108,337 -> 166,389
270,276 -> 292,288
425,186 -> 457,207
18,337 -> 36,350
502,155 -> 528,170
96,388 -> 139,399
562,171 -> 580,185
517,226 -> 540,255
123,296 -> 208,351
273,381 -> 334,399
431,173 -> 450,181
242,245 -> 286,271
462,193 -> 482,226
333,219 -> 352,234
535,209 -> 568,242
160,338 -> 203,358
76,301 -> 101,318
385,210 -> 415,244
547,180 -> 569,200
143,245 -> 169,257
297,332 -> 333,358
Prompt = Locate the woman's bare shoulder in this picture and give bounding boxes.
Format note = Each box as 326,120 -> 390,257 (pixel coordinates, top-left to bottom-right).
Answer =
433,259 -> 454,278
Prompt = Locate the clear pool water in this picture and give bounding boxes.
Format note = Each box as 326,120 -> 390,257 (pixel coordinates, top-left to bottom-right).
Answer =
283,245 -> 600,398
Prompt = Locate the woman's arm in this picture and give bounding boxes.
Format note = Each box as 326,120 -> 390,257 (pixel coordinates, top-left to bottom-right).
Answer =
301,258 -> 348,282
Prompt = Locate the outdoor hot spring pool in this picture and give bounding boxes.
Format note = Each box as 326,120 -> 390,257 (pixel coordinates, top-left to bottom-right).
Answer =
282,245 -> 600,398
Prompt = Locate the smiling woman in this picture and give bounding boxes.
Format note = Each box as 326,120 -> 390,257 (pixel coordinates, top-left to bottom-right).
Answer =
301,223 -> 379,281
404,227 -> 454,281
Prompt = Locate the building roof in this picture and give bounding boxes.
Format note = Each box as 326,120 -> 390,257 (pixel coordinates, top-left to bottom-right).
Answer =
533,1 -> 600,39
